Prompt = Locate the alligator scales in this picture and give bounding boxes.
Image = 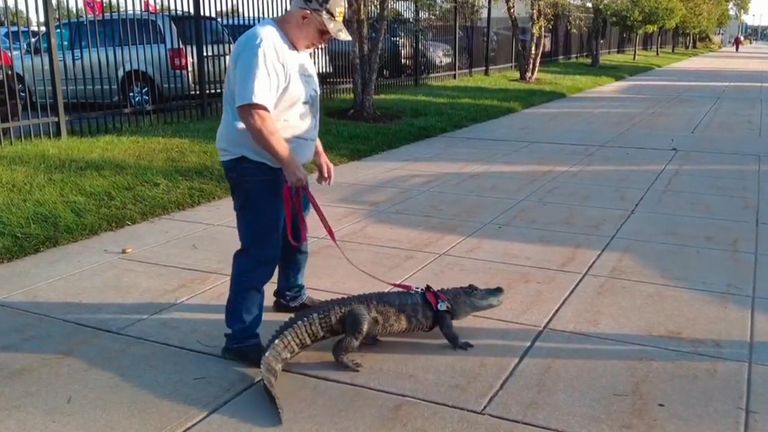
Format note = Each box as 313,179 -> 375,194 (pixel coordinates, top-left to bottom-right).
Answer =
260,284 -> 505,422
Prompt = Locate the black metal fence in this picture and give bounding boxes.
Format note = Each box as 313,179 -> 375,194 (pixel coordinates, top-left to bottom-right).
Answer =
0,0 -> 674,144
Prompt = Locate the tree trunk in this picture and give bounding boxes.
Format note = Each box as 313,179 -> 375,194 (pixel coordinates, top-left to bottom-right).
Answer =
468,26 -> 475,76
656,29 -> 661,55
524,32 -> 538,81
347,0 -> 389,120
529,33 -> 545,81
672,28 -> 677,53
618,31 -> 625,53
349,0 -> 364,111
633,32 -> 639,61
503,0 -> 531,81
590,5 -> 603,67
692,35 -> 698,49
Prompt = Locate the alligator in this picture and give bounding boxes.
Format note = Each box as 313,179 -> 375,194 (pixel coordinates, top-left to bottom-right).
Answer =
260,283 -> 505,422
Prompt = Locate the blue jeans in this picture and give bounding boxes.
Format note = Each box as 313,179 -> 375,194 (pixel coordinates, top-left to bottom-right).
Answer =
221,156 -> 310,349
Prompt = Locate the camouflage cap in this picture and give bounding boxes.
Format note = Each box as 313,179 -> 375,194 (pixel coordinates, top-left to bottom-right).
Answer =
291,0 -> 352,40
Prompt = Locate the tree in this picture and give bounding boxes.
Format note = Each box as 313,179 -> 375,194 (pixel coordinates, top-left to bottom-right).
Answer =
676,0 -> 729,49
55,0 -> 82,21
345,0 -> 392,121
0,6 -> 30,26
457,0 -> 484,73
642,0 -> 682,55
731,0 -> 750,25
503,0 -> 573,82
575,0 -> 616,67
602,0 -> 681,61
604,0 -> 644,60
588,0 -> 609,67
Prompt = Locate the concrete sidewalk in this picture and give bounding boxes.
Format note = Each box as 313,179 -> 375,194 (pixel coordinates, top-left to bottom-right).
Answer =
1,44 -> 767,432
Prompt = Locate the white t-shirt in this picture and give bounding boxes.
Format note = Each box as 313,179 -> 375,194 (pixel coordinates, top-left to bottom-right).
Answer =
215,19 -> 320,167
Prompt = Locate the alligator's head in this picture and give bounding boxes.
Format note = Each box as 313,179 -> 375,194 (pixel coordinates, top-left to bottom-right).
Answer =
437,284 -> 504,320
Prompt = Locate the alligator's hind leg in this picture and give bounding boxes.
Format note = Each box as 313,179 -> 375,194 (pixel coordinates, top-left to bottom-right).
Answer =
332,306 -> 371,371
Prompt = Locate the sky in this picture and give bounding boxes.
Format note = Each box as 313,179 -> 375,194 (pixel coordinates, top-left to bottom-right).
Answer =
747,0 -> 768,24
14,0 -> 768,28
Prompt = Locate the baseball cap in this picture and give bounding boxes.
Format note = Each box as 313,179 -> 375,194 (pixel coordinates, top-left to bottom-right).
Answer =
291,0 -> 352,40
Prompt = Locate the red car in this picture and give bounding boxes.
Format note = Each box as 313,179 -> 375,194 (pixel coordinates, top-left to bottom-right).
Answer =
1,48 -> 20,134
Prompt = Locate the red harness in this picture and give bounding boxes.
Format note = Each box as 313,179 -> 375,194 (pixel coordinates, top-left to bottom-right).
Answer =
283,184 -> 451,312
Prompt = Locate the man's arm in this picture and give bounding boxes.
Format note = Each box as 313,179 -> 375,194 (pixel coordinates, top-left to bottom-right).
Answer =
237,103 -> 308,187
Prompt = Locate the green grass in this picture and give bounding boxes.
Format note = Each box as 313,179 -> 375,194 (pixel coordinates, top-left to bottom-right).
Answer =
0,48 -> 711,263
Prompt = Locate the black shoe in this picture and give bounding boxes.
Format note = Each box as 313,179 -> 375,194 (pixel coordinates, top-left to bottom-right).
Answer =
272,295 -> 322,313
221,344 -> 264,368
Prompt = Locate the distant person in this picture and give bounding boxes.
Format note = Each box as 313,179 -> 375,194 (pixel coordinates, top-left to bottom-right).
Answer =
734,35 -> 743,52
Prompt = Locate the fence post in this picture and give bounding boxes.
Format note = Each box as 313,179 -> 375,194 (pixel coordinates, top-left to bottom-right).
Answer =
484,0 -> 491,75
192,0 -> 207,119
453,0 -> 459,79
43,0 -> 66,138
414,0 -> 421,86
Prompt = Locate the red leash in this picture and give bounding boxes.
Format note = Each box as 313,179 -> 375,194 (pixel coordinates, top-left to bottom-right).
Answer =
282,184 -> 453,312
283,184 -> 418,292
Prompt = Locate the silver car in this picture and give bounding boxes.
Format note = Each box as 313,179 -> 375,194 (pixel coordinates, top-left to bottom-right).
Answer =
218,16 -> 334,79
13,11 -> 232,109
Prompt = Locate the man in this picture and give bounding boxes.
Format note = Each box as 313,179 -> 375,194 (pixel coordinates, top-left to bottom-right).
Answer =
215,0 -> 352,367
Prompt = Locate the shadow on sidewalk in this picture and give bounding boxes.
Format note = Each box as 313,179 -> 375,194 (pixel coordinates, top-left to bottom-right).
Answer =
1,46 -> 766,430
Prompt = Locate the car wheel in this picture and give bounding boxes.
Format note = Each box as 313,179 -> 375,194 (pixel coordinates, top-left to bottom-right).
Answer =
122,73 -> 157,109
15,74 -> 30,108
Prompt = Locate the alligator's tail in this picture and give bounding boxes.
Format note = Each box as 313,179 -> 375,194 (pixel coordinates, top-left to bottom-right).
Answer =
261,306 -> 339,422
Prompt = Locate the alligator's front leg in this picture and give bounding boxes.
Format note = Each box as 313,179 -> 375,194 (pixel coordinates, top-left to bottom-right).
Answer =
436,311 -> 474,350
332,306 -> 371,371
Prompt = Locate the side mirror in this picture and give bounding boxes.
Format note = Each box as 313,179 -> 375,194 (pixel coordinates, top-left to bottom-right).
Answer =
30,34 -> 49,55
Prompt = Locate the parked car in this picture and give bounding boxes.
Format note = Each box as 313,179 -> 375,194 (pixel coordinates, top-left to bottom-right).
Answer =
326,18 -> 453,79
428,23 -> 498,70
0,26 -> 41,54
13,11 -> 232,109
219,16 -> 334,80
1,49 -> 20,135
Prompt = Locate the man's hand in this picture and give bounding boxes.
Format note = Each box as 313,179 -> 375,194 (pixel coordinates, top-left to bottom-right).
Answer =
313,141 -> 334,185
284,157 -> 309,187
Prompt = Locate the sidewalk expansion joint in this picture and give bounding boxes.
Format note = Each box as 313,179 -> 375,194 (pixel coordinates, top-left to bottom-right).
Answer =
479,147 -> 680,413
385,145 -> 605,297
280,369 -> 567,432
